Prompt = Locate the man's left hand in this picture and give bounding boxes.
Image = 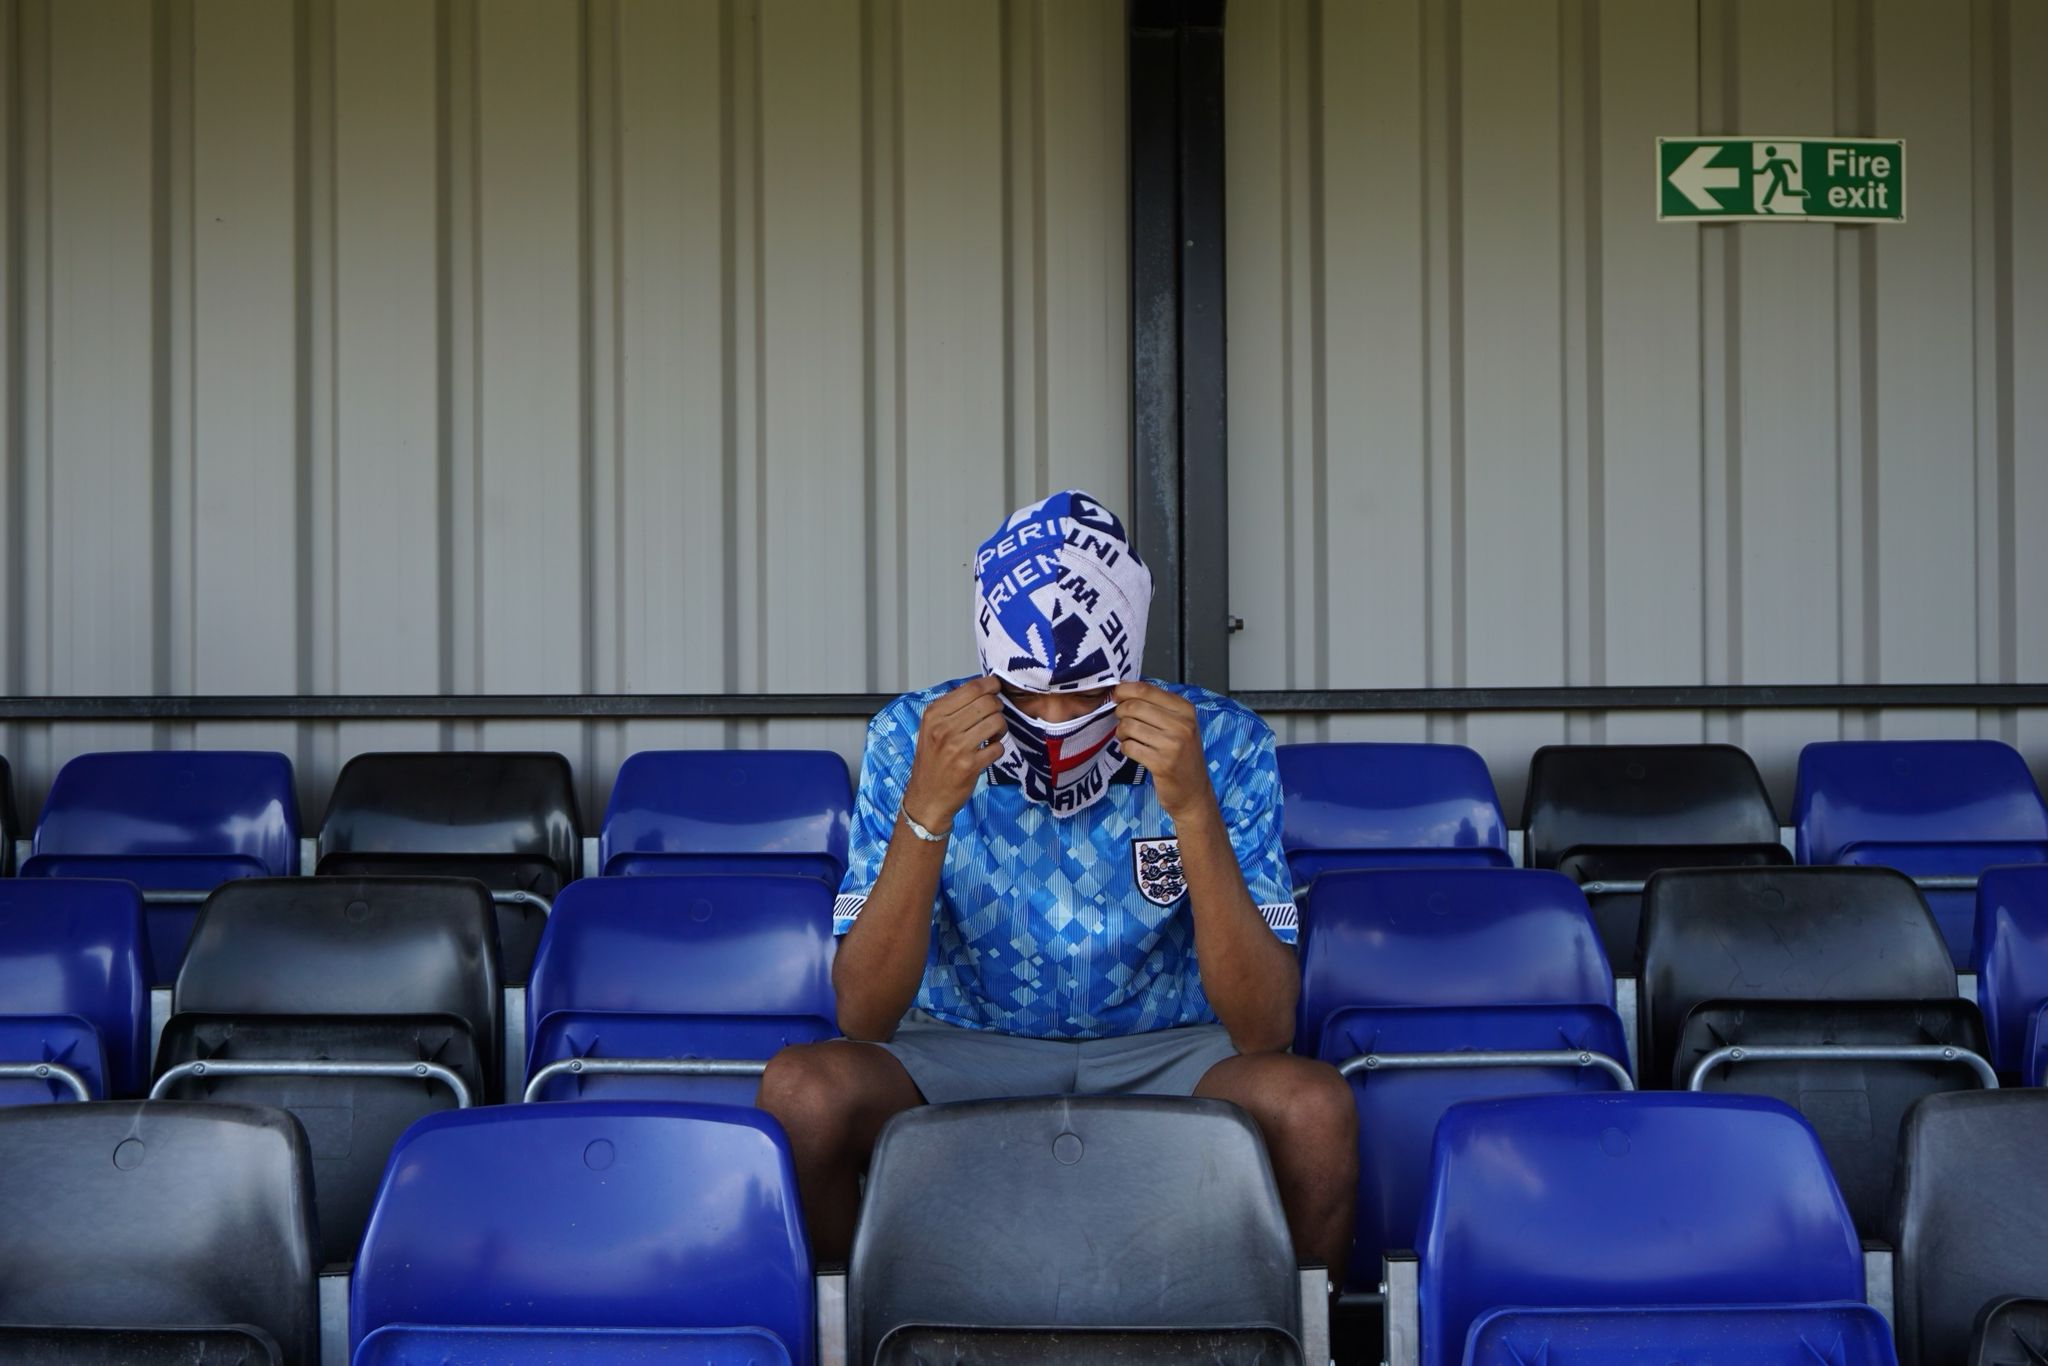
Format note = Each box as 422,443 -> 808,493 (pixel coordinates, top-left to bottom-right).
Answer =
1113,682 -> 1215,823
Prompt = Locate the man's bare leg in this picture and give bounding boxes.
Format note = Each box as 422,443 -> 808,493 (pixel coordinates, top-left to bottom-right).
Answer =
1195,1052 -> 1358,1276
757,1040 -> 925,1262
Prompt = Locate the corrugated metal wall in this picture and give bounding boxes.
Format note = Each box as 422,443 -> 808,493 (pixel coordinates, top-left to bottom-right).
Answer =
2,0 -> 2041,830
1226,0 -> 2048,813
0,0 -> 1128,822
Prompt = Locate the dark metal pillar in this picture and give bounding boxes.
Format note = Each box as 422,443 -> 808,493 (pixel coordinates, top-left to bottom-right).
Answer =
1128,0 -> 1230,690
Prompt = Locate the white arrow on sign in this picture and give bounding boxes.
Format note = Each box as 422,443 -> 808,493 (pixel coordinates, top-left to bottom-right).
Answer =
1669,144 -> 1741,211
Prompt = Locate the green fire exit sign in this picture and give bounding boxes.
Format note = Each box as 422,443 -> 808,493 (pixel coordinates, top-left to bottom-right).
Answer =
1658,136 -> 1906,223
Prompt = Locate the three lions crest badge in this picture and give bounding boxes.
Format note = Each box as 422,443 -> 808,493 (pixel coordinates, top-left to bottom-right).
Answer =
1133,837 -> 1187,907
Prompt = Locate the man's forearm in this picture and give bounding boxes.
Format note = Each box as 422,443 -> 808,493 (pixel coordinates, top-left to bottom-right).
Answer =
1175,800 -> 1299,1053
832,813 -> 948,1040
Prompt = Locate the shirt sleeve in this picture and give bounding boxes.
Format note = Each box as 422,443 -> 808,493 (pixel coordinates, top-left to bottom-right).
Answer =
1206,708 -> 1298,946
836,699 -> 919,936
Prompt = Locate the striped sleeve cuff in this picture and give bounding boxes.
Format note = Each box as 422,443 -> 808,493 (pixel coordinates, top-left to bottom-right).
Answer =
1260,901 -> 1299,945
833,893 -> 867,936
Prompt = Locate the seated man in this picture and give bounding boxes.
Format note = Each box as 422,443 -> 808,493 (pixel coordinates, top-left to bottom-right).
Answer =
760,490 -> 1355,1276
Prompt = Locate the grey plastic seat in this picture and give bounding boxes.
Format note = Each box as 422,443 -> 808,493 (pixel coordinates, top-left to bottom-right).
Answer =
1890,1090 -> 2048,1366
849,1097 -> 1302,1366
0,1102 -> 317,1363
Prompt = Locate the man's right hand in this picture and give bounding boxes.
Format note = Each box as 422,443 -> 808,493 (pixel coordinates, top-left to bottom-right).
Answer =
901,675 -> 1006,828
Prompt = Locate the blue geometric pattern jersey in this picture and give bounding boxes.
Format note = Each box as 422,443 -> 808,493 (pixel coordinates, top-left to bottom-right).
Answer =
835,678 -> 1298,1039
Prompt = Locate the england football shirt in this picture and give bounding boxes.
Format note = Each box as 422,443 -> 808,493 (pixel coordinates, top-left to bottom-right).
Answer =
834,678 -> 1297,1039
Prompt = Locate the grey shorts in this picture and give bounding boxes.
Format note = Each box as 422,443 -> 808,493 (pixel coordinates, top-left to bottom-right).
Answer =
871,1010 -> 1241,1104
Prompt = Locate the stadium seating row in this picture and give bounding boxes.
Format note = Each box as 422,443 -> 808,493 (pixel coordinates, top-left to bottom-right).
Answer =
3,1085 -> 2042,1364
5,735 -> 2040,981
6,863 -> 2047,1288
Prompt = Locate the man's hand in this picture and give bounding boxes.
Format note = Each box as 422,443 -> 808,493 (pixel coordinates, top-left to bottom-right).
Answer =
1113,682 -> 1215,822
901,675 -> 1006,828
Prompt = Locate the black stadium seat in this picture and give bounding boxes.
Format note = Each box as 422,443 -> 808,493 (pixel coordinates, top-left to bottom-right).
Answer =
1676,998 -> 1990,1234
155,877 -> 501,1266
1972,1299 -> 2048,1366
1890,1090 -> 2048,1366
1638,866 -> 1957,1087
0,1325 -> 282,1364
0,754 -> 16,875
849,1097 -> 1302,1365
1523,744 -> 1789,968
0,1102 -> 317,1362
317,752 -> 582,984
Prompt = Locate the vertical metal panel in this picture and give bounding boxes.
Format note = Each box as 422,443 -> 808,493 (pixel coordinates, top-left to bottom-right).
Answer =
1226,0 -> 2045,813
0,0 -> 1128,821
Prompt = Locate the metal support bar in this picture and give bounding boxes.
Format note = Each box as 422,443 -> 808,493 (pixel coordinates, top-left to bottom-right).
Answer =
1381,1253 -> 1419,1366
1686,1043 -> 1998,1092
140,889 -> 210,906
151,1057 -> 474,1107
1577,879 -> 1647,897
492,889 -> 551,916
0,1060 -> 91,1102
1339,1048 -> 1635,1091
1129,0 -> 1229,689
4,682 -> 2047,723
1861,1243 -> 1895,1325
522,1055 -> 768,1104
1908,874 -> 1982,892
1298,1265 -> 1330,1366
816,1272 -> 848,1366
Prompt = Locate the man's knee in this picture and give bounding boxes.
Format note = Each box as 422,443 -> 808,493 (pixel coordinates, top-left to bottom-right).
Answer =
758,1041 -> 916,1160
1208,1055 -> 1357,1158
758,1043 -> 860,1151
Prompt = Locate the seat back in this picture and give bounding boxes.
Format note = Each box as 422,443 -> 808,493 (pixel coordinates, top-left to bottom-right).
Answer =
354,1325 -> 791,1364
0,1015 -> 106,1103
1795,740 -> 2048,864
1637,867 -> 1955,1087
850,1097 -> 1299,1364
318,751 -> 581,885
1677,999 -> 1991,1236
177,877 -> 502,1090
0,1324 -> 282,1364
1465,1304 -> 1897,1365
1971,1298 -> 2048,1366
524,875 -> 836,1101
0,1101 -> 317,1361
1296,868 -> 1613,1051
1276,743 -> 1510,880
1319,1002 -> 1628,1289
1974,864 -> 2048,1075
599,749 -> 852,879
27,751 -> 300,873
351,1103 -> 812,1362
1416,1092 -> 1865,1366
0,880 -> 151,1095
1523,743 -> 1780,868
1890,1090 -> 2048,1366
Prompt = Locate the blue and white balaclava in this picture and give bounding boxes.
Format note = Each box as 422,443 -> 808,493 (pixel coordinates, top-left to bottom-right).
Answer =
973,490 -> 1153,814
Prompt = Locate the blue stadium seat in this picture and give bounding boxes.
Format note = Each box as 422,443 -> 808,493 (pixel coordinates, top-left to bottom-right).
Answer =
1416,1093 -> 1866,1366
1795,740 -> 2048,967
355,1325 -> 790,1364
2028,1003 -> 2048,1086
0,1017 -> 104,1105
1276,744 -> 1511,894
350,1102 -> 812,1365
1296,869 -> 1626,1291
599,749 -> 852,881
1465,1303 -> 1897,1365
0,1101 -> 319,1361
525,875 -> 837,1104
20,751 -> 300,986
1974,864 -> 2048,1077
0,880 -> 151,1097
318,751 -> 583,985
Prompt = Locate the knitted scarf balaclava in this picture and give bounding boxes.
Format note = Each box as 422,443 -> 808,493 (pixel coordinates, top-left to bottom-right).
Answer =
973,490 -> 1153,814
